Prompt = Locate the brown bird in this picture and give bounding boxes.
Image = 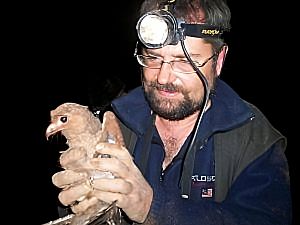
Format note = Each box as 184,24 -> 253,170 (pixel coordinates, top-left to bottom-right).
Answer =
44,102 -> 124,225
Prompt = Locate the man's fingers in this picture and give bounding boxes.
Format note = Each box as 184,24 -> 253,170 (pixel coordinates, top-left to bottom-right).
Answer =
90,157 -> 129,178
70,196 -> 110,214
92,143 -> 135,174
52,170 -> 88,188
58,181 -> 92,206
95,143 -> 132,164
91,178 -> 133,195
92,190 -> 122,206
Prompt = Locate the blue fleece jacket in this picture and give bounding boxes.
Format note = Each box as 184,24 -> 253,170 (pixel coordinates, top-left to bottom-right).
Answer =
111,78 -> 292,225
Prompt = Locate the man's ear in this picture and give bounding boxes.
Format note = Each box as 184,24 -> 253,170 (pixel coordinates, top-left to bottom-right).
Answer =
216,45 -> 228,76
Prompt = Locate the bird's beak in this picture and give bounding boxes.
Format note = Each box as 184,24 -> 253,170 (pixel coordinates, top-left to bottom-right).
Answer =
45,124 -> 60,140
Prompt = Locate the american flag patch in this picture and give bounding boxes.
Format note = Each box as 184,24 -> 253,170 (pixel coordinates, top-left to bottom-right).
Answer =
201,188 -> 213,198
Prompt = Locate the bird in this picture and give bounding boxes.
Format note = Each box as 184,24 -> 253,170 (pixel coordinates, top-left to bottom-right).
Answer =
44,102 -> 125,225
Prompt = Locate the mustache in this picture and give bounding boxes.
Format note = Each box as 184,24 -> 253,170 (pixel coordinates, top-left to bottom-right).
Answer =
145,80 -> 182,92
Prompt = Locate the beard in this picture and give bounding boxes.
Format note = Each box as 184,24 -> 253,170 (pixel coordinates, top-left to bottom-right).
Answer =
143,79 -> 204,121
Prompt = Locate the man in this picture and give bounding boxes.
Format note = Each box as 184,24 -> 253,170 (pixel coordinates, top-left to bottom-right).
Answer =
53,0 -> 292,224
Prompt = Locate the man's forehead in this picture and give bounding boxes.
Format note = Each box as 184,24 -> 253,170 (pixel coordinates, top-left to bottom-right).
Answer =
143,37 -> 211,55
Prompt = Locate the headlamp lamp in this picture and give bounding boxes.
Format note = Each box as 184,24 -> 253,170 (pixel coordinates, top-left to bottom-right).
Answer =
136,9 -> 223,49
136,10 -> 180,49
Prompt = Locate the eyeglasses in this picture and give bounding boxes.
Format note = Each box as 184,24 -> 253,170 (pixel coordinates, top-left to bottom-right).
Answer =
135,53 -> 217,74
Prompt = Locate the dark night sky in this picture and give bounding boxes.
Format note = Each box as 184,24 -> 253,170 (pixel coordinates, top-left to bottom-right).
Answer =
12,1 -> 294,224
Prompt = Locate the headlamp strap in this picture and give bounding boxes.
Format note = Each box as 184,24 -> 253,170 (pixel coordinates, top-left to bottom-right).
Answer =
160,0 -> 176,12
181,23 -> 223,38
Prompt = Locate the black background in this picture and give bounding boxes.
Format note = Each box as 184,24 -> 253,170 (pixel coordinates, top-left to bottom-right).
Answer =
9,1 -> 295,224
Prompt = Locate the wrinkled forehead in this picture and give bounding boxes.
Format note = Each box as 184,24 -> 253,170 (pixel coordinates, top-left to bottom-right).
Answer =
142,36 -> 213,57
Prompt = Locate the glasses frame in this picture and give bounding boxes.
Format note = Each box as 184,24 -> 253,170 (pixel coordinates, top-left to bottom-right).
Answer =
135,52 -> 217,74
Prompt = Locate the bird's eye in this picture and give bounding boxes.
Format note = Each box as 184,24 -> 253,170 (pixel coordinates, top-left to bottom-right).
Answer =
60,116 -> 68,123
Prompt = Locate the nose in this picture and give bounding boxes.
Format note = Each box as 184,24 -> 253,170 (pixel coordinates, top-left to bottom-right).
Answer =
156,61 -> 176,84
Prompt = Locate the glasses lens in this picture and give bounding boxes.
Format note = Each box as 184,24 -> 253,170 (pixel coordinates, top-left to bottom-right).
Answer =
137,55 -> 161,68
172,61 -> 195,73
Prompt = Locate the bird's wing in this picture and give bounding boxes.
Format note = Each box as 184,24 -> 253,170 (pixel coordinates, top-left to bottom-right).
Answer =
101,111 -> 125,147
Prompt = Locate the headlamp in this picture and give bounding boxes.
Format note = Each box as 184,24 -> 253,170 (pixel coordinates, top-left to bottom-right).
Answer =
136,9 -> 223,49
136,10 -> 180,49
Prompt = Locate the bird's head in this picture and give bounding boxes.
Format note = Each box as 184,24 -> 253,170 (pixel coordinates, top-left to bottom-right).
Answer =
45,102 -> 102,140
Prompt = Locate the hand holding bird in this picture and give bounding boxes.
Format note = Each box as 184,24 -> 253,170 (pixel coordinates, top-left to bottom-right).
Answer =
45,102 -> 125,225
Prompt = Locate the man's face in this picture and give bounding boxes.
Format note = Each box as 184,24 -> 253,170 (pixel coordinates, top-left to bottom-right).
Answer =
142,37 -> 218,121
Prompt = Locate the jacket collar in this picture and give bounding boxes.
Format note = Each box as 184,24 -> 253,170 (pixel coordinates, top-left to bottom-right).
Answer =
111,78 -> 255,137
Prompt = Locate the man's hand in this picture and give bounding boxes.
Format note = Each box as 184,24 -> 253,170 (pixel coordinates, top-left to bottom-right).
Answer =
90,142 -> 153,223
53,143 -> 153,223
51,147 -> 95,208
